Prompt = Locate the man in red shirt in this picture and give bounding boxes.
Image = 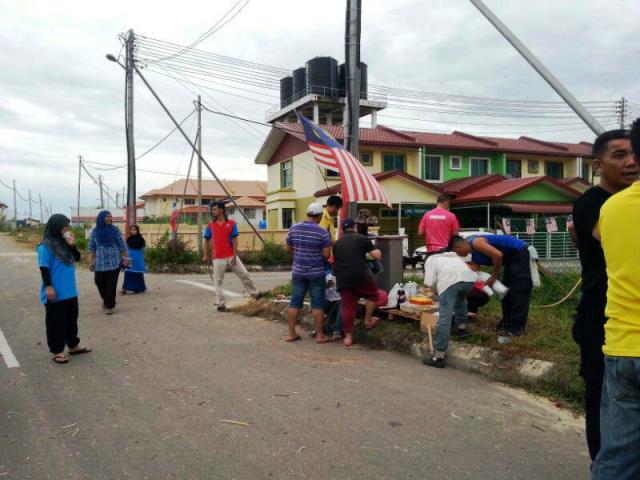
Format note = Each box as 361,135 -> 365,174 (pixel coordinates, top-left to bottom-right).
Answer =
418,194 -> 460,257
203,201 -> 258,312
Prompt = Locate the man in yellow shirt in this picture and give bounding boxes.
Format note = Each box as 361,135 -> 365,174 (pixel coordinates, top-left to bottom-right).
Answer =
593,119 -> 640,479
319,195 -> 343,246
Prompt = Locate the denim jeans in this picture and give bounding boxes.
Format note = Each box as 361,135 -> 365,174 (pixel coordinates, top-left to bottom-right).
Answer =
289,276 -> 326,310
323,300 -> 342,335
592,355 -> 640,480
434,281 -> 474,353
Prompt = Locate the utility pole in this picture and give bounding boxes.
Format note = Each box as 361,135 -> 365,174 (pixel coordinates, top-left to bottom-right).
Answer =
12,179 -> 17,229
98,175 -> 105,209
468,0 -> 604,135
344,0 -> 362,220
28,190 -> 32,223
77,155 -> 82,226
125,28 -> 137,234
39,193 -> 43,224
196,95 -> 203,256
618,97 -> 626,129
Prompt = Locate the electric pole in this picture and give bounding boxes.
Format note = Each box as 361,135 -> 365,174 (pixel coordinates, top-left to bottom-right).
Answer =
12,179 -> 17,229
196,95 -> 203,256
28,190 -> 32,223
344,0 -> 362,220
77,155 -> 82,226
98,175 -> 105,209
39,193 -> 43,224
125,28 -> 137,233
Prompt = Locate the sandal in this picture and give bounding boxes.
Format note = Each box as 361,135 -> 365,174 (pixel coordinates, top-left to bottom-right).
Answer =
52,354 -> 69,364
285,335 -> 302,342
365,317 -> 381,330
69,346 -> 92,355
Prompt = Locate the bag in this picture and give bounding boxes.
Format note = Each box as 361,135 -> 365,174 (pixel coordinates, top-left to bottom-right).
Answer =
368,259 -> 383,275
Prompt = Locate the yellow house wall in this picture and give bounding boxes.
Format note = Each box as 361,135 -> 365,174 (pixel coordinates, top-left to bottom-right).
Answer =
509,155 -> 580,179
379,177 -> 440,204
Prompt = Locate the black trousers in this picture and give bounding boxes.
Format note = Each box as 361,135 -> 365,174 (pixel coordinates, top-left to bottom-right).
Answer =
45,297 -> 80,354
573,303 -> 606,462
94,268 -> 120,309
500,249 -> 533,335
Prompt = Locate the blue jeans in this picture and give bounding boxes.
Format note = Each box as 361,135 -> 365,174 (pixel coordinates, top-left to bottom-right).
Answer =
434,281 -> 474,353
289,276 -> 326,310
593,356 -> 640,479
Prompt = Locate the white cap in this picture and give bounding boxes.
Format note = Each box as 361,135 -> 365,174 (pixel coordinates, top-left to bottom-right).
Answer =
306,202 -> 324,216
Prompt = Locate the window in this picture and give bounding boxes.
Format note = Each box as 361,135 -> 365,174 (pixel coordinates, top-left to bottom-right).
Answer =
506,159 -> 522,178
183,198 -> 195,205
582,161 -> 590,182
383,154 -> 405,172
280,160 -> 293,189
423,155 -> 442,181
470,157 -> 490,176
282,208 -> 294,229
201,198 -> 211,205
244,208 -> 256,219
162,197 -> 167,202
527,160 -> 539,174
359,152 -> 373,166
546,161 -> 564,179
449,156 -> 462,171
326,169 -> 340,178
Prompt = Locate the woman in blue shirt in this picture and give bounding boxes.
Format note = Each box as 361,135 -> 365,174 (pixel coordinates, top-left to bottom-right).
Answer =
121,224 -> 147,294
37,214 -> 91,364
87,211 -> 128,314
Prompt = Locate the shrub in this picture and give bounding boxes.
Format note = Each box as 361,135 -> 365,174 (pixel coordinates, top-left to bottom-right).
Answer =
71,226 -> 87,250
145,232 -> 200,266
242,239 -> 291,266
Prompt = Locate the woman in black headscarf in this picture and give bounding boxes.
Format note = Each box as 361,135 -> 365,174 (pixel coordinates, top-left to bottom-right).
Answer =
37,214 -> 91,364
121,224 -> 147,294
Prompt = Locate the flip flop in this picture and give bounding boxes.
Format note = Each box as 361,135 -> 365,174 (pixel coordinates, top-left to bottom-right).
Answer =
315,337 -> 331,344
69,347 -> 92,355
52,354 -> 69,364
285,335 -> 302,342
365,317 -> 381,330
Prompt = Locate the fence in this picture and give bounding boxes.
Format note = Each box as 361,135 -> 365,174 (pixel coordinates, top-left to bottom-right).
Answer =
512,232 -> 577,260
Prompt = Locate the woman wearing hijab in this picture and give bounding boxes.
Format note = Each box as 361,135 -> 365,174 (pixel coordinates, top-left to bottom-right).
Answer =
121,224 -> 147,294
37,214 -> 91,364
87,211 -> 128,314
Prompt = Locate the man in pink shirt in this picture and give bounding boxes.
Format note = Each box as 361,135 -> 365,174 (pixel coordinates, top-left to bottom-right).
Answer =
418,194 -> 460,256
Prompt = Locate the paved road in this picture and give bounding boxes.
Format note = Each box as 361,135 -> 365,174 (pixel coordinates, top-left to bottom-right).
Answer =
0,233 -> 590,479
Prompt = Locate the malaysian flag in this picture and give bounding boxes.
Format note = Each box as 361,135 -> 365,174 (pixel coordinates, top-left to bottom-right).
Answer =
296,113 -> 391,207
545,216 -> 558,233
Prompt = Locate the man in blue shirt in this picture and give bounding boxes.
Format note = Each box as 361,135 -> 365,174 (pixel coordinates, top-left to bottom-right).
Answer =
284,202 -> 331,343
450,234 -> 532,342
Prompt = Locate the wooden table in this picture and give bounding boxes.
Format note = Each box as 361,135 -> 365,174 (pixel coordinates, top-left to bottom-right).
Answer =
385,303 -> 439,354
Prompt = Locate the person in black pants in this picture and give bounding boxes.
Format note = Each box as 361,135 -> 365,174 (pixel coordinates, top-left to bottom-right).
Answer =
450,234 -> 532,341
571,129 -> 637,463
37,214 -> 91,363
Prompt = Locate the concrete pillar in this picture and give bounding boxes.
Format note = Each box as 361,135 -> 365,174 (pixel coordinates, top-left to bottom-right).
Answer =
313,103 -> 319,124
371,110 -> 378,128
576,156 -> 582,179
326,112 -> 333,125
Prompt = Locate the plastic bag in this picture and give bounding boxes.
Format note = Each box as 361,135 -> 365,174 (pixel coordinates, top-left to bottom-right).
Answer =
387,283 -> 400,307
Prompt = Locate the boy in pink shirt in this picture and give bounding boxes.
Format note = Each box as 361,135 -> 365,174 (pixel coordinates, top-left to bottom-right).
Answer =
418,194 -> 460,255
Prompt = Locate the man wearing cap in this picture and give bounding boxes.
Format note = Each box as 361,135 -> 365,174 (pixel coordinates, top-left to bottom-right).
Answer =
333,218 -> 383,346
284,202 -> 332,343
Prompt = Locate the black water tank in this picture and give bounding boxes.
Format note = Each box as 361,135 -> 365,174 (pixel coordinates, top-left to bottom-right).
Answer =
338,62 -> 368,99
292,67 -> 306,99
280,76 -> 293,108
305,56 -> 338,96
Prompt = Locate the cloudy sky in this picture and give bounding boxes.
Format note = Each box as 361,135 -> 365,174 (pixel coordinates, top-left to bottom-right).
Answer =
1,0 -> 638,218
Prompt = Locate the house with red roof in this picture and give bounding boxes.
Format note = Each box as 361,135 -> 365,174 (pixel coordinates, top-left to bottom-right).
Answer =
254,121 -> 593,248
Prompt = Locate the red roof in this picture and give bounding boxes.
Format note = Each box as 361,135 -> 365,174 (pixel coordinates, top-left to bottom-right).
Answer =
442,174 -> 505,196
559,177 -> 592,188
504,203 -> 573,214
263,124 -> 594,162
314,170 -> 442,197
452,176 -> 580,203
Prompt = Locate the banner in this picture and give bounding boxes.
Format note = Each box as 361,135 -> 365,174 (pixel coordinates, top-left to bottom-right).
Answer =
526,219 -> 536,235
545,217 -> 558,233
502,217 -> 511,235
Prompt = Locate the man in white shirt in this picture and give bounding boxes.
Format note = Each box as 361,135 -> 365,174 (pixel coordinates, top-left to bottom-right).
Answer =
422,252 -> 478,369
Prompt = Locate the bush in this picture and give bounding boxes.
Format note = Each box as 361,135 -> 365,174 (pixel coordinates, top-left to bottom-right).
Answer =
145,232 -> 200,266
242,239 -> 291,266
71,226 -> 87,250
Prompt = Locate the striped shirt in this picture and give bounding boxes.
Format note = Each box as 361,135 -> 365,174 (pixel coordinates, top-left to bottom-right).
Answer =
286,221 -> 331,280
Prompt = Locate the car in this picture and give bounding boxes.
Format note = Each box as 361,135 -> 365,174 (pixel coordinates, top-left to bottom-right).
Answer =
410,230 -> 504,265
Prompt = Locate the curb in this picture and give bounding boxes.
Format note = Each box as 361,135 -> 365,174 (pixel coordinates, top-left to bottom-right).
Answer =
236,300 -> 556,388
